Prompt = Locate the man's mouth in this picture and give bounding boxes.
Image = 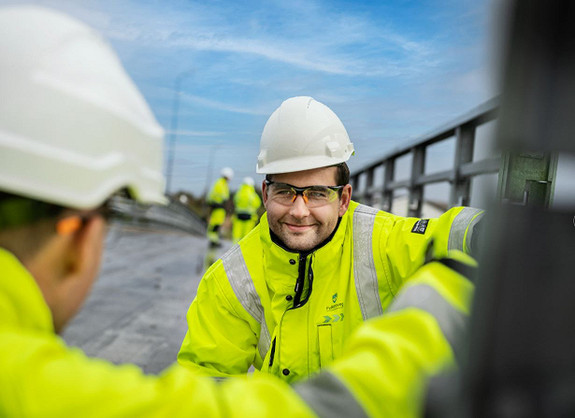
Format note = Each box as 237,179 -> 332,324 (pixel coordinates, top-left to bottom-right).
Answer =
284,223 -> 314,233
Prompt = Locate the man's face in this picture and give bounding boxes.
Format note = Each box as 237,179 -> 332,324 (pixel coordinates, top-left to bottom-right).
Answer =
263,166 -> 351,252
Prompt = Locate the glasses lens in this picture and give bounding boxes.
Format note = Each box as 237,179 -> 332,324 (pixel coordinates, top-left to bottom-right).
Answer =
269,184 -> 296,204
268,183 -> 339,207
303,186 -> 338,207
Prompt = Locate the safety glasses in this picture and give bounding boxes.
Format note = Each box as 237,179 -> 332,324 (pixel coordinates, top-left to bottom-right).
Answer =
265,180 -> 344,208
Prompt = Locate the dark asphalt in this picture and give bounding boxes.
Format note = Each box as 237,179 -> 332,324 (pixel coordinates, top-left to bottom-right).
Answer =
62,224 -> 230,374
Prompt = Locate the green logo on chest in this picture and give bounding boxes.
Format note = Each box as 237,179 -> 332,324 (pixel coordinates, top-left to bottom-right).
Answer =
322,313 -> 344,323
332,293 -> 338,303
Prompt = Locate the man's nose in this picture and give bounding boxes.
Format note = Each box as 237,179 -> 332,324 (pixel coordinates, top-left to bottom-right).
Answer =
289,193 -> 310,218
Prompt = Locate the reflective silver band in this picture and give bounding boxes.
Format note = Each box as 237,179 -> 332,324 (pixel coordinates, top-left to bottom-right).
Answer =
386,283 -> 467,358
448,208 -> 484,252
294,371 -> 368,418
353,204 -> 383,320
222,245 -> 271,359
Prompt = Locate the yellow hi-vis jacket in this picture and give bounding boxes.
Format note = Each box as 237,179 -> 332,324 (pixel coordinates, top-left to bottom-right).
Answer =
178,200 -> 483,383
207,177 -> 230,207
232,184 -> 262,243
0,248 -> 312,417
0,246 -> 472,417
293,254 -> 475,417
233,183 -> 262,217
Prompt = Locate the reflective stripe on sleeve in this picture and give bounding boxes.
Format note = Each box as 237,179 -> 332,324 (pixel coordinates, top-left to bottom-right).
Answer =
448,208 -> 484,252
386,283 -> 467,360
353,204 -> 384,320
222,245 -> 271,360
293,371 -> 368,418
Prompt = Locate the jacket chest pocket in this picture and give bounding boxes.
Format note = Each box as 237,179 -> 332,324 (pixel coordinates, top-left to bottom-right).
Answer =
317,324 -> 334,368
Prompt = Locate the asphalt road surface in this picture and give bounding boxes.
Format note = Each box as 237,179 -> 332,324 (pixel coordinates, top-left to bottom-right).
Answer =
62,224 -> 230,374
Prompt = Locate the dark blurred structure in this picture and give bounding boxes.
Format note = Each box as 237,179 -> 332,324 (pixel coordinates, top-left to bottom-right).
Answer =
427,0 -> 575,417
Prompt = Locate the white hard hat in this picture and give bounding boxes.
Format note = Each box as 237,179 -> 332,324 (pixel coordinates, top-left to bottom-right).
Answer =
0,6 -> 166,209
221,167 -> 234,180
256,96 -> 354,174
243,177 -> 255,186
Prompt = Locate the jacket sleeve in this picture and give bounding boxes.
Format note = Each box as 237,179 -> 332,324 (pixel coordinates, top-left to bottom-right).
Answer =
0,331 -> 314,417
294,255 -> 475,418
177,261 -> 260,376
378,206 -> 483,296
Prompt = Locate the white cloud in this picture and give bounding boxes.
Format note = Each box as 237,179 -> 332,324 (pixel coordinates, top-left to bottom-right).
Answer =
37,0 -> 439,78
179,93 -> 270,116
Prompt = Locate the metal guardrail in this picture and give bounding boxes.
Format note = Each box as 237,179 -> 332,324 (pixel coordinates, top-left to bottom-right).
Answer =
108,196 -> 206,236
109,95 -> 555,227
350,97 -> 500,217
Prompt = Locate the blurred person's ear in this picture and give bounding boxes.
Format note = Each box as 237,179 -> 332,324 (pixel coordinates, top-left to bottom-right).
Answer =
29,215 -> 107,334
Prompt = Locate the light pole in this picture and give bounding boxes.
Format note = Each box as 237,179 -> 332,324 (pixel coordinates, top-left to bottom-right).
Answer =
165,69 -> 194,194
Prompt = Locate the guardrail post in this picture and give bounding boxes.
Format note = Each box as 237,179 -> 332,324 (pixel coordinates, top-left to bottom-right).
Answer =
408,146 -> 425,217
350,173 -> 364,203
382,159 -> 395,212
349,174 -> 358,192
365,168 -> 375,206
450,124 -> 476,207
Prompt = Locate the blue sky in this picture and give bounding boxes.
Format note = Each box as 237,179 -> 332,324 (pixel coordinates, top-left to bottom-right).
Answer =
3,0 -> 497,196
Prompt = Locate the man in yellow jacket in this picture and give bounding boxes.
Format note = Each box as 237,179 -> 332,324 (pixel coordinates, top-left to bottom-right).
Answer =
0,6 -> 477,417
178,96 -> 484,383
232,176 -> 262,243
206,167 -> 233,247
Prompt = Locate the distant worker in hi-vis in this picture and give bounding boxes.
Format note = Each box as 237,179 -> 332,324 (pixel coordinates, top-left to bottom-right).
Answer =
232,176 -> 262,243
206,167 -> 233,247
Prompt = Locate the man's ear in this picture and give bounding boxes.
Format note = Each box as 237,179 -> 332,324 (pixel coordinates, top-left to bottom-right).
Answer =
69,216 -> 106,280
51,215 -> 106,333
262,181 -> 269,206
53,215 -> 101,277
338,184 -> 352,217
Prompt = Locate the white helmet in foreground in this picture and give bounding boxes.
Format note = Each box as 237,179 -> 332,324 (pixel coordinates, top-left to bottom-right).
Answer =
0,6 -> 166,209
221,167 -> 234,180
256,96 -> 354,174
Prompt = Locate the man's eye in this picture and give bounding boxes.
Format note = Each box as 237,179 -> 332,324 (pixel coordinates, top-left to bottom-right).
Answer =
307,190 -> 329,199
274,188 -> 294,196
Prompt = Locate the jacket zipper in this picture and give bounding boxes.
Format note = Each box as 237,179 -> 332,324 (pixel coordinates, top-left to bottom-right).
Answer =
268,337 -> 277,367
292,253 -> 307,307
270,255 -> 314,369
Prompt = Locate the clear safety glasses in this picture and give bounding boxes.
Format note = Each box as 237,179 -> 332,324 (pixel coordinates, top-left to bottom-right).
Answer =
265,180 -> 344,208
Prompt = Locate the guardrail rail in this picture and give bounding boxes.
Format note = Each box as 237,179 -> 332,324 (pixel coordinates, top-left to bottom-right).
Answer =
350,97 -> 500,217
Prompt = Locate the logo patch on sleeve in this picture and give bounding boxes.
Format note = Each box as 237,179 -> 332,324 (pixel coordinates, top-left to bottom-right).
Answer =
411,219 -> 429,234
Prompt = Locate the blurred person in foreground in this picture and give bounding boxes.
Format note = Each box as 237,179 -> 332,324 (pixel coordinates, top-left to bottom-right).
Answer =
0,6 -> 476,417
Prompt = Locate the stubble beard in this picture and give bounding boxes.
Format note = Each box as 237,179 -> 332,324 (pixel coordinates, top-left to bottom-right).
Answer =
281,229 -> 321,252
272,219 -> 335,252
